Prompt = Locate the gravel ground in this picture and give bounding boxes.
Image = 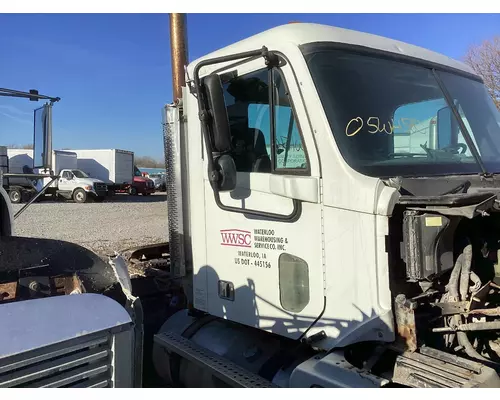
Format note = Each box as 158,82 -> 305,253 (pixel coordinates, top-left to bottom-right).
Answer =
11,192 -> 169,260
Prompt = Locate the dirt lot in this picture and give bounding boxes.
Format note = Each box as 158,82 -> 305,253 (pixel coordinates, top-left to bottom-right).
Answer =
11,192 -> 168,260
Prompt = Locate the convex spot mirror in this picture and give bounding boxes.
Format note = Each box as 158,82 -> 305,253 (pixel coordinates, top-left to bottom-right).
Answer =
33,103 -> 53,171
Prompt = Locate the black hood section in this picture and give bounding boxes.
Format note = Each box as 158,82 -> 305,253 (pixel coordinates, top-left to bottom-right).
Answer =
393,175 -> 500,205
0,236 -> 118,294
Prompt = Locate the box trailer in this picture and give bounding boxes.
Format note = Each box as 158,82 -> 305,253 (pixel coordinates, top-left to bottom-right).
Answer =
71,149 -> 134,191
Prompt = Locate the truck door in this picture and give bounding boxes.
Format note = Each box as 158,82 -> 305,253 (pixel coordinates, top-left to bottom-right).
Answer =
58,170 -> 74,192
198,58 -> 324,340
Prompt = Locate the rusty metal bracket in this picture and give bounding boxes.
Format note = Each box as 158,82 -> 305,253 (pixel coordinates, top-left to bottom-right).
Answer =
431,301 -> 469,316
394,294 -> 418,352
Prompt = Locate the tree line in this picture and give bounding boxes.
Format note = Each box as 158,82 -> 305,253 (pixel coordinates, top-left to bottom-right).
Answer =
464,35 -> 499,110
134,155 -> 165,168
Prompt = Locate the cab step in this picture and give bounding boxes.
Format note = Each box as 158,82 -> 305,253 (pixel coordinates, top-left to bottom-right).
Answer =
154,331 -> 279,388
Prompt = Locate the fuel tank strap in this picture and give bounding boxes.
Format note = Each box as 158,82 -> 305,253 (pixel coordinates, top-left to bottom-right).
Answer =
154,331 -> 279,388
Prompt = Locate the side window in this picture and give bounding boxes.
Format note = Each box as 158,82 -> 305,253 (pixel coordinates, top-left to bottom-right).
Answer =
223,69 -> 271,173
222,67 -> 308,173
273,71 -> 308,170
62,171 -> 70,179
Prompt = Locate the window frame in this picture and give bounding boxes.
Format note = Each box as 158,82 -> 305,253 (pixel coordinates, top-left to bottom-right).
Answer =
270,67 -> 311,176
221,62 -> 311,177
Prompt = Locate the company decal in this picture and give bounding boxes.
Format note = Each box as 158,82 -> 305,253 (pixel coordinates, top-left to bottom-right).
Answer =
219,228 -> 289,269
220,229 -> 252,248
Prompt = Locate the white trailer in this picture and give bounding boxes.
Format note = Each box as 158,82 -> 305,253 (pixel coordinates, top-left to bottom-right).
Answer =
71,149 -> 134,191
40,150 -> 78,188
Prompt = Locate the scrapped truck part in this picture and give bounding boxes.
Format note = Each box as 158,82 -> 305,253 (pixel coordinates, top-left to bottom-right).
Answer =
3,18 -> 500,388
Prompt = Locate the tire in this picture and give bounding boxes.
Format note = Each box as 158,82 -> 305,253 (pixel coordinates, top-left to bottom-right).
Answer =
73,188 -> 88,203
129,187 -> 138,196
9,188 -> 22,204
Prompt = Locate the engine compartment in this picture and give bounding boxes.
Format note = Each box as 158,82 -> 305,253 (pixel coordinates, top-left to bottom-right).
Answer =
371,176 -> 500,385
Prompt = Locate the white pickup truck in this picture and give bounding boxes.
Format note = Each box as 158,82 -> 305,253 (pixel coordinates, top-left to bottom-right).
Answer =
6,149 -> 108,203
49,168 -> 108,203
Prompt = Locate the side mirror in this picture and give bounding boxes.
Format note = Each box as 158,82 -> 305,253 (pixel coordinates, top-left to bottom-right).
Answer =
437,106 -> 458,148
203,74 -> 232,154
33,103 -> 53,170
215,154 -> 237,192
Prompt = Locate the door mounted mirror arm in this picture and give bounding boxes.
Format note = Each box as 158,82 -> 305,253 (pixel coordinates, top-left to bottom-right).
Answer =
192,47 -> 302,221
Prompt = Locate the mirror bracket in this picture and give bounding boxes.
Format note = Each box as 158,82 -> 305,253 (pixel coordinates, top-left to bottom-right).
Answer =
262,47 -> 279,68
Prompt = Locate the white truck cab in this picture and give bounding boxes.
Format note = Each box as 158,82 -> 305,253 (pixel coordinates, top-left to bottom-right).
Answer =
2,21 -> 500,389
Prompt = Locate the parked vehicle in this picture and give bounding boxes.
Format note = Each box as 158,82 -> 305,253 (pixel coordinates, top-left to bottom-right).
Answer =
48,167 -> 108,203
6,149 -> 107,203
71,149 -> 134,194
144,172 -> 166,192
130,166 -> 155,196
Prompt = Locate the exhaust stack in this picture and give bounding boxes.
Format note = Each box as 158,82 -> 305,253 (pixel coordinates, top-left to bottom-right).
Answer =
169,13 -> 188,101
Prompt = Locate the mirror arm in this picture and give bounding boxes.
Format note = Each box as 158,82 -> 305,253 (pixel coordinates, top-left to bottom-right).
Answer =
0,88 -> 60,103
193,46 -> 279,191
14,176 -> 59,220
193,46 -> 293,219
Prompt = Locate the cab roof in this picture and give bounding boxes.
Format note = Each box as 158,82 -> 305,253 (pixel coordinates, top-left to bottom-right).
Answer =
188,22 -> 475,76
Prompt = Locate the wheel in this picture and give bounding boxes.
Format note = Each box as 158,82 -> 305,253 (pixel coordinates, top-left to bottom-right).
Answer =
129,187 -> 138,196
9,188 -> 22,204
73,188 -> 88,203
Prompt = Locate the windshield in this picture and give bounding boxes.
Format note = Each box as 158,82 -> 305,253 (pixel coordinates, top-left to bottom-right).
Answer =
302,46 -> 500,178
134,166 -> 143,177
72,170 -> 89,178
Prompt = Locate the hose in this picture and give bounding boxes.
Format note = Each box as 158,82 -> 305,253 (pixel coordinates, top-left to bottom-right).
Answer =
469,271 -> 482,294
457,331 -> 489,362
438,244 -> 492,362
460,244 -> 473,301
448,253 -> 463,301
445,254 -> 463,346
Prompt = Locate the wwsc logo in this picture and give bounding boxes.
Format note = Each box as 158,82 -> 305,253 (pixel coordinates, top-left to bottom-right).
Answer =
220,229 -> 251,248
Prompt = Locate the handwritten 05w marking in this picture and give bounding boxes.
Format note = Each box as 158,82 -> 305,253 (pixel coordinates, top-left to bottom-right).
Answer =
345,116 -> 422,137
346,117 -> 363,137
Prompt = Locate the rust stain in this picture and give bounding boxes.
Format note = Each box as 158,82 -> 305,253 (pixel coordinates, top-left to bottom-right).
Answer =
53,274 -> 83,295
0,282 -> 17,301
395,295 -> 418,352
